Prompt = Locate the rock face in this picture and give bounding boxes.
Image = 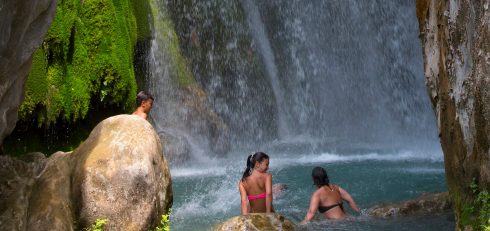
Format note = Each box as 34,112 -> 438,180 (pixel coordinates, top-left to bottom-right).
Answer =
215,213 -> 296,231
366,192 -> 452,217
0,0 -> 57,147
0,115 -> 172,231
416,0 -> 490,229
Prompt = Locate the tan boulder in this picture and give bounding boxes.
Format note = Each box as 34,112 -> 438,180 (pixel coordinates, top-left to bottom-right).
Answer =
71,114 -> 172,230
215,213 -> 296,231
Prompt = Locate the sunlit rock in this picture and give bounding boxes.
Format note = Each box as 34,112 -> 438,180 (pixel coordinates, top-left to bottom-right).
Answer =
0,0 -> 57,147
215,213 -> 296,231
366,192 -> 452,217
71,115 -> 172,230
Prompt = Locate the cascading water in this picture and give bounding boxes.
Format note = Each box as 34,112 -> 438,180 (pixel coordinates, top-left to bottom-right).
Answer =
241,0 -> 291,138
146,0 -> 452,230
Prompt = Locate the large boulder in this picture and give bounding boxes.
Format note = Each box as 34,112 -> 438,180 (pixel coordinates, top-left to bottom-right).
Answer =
215,213 -> 296,231
0,0 -> 57,147
366,192 -> 452,217
0,115 -> 172,231
71,115 -> 172,230
416,0 -> 490,229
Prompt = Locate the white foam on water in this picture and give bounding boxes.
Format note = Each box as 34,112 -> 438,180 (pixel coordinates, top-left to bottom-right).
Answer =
271,150 -> 443,169
172,177 -> 239,218
395,167 -> 445,174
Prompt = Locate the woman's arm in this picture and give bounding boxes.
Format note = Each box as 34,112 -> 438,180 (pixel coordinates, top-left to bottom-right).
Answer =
265,173 -> 273,213
338,186 -> 360,212
301,192 -> 319,224
239,182 -> 249,215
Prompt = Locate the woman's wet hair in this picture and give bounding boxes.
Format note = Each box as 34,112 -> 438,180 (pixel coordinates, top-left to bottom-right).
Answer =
312,166 -> 330,187
136,91 -> 154,106
241,152 -> 269,181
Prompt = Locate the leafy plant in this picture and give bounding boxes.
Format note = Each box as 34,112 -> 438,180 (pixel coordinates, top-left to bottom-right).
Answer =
461,178 -> 490,231
153,209 -> 171,231
86,219 -> 109,231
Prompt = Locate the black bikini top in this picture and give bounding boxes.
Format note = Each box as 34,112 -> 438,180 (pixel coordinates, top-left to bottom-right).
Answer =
318,202 -> 344,213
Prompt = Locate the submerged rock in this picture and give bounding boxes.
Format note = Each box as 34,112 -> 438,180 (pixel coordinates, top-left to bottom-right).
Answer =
0,115 -> 172,231
366,192 -> 452,217
215,213 -> 296,231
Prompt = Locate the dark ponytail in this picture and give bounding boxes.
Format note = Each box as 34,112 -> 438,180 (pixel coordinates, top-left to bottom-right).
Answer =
312,166 -> 330,187
241,152 -> 269,181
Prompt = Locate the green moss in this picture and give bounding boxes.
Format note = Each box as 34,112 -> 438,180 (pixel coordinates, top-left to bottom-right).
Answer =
149,0 -> 195,88
19,48 -> 48,120
20,0 -> 140,126
131,0 -> 151,40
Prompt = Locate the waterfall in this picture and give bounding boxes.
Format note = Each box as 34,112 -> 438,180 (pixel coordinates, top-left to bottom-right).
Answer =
241,0 -> 290,138
147,0 -> 440,161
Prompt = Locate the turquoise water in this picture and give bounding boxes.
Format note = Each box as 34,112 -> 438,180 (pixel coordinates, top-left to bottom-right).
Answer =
169,149 -> 454,230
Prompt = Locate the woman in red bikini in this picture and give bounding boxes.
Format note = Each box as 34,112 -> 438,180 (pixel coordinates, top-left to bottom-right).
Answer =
301,166 -> 360,224
239,152 -> 274,214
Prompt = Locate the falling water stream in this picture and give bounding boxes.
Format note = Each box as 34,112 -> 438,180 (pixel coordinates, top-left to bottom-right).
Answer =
146,0 -> 453,230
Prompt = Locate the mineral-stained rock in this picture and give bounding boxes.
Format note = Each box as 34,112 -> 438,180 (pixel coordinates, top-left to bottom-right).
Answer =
0,0 -> 57,147
366,192 -> 452,217
416,0 -> 490,229
215,213 -> 296,231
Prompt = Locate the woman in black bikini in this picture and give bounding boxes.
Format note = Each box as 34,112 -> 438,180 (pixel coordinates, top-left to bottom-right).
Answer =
301,166 -> 360,224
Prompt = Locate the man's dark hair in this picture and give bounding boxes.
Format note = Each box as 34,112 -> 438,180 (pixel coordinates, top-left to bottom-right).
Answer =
136,91 -> 154,106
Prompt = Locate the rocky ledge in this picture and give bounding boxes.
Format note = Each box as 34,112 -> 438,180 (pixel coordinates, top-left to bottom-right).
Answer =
366,192 -> 452,217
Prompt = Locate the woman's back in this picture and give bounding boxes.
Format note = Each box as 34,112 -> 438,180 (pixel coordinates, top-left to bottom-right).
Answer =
241,172 -> 271,212
316,185 -> 345,219
239,152 -> 274,214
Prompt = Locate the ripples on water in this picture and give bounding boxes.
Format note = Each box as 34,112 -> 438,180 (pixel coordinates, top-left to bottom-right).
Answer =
169,150 -> 454,231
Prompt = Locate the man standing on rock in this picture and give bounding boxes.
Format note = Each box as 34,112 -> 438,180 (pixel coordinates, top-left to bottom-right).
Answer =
132,91 -> 154,120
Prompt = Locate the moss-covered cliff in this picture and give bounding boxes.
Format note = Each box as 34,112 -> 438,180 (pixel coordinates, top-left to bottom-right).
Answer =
19,0 -> 151,126
416,1 -> 490,230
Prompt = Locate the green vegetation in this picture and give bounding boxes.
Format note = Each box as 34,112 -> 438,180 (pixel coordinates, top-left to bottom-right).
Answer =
85,219 -> 108,231
460,178 -> 490,231
19,0 -> 151,127
148,0 -> 195,88
153,209 -> 172,231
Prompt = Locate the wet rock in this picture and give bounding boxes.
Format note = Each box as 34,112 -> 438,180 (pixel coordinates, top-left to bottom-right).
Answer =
159,131 -> 191,165
0,0 -> 57,147
366,192 -> 452,217
215,213 -> 296,231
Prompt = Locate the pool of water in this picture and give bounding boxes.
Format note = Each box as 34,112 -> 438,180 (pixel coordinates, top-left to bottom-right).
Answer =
169,149 -> 454,230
